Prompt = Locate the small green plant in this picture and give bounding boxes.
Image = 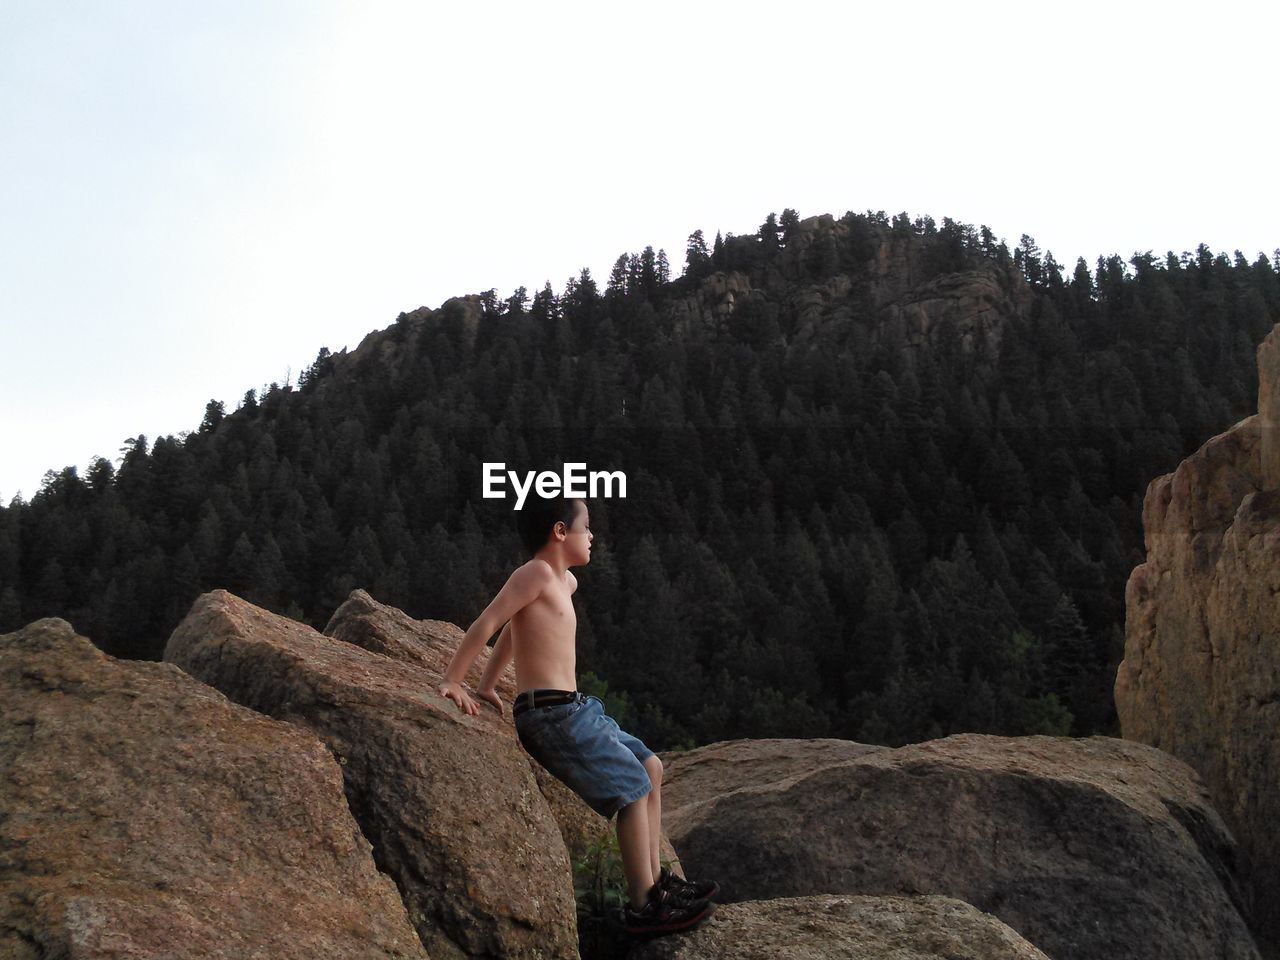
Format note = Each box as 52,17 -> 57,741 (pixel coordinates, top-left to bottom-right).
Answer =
571,830 -> 677,916
572,830 -> 675,958
571,829 -> 627,919
577,671 -> 637,729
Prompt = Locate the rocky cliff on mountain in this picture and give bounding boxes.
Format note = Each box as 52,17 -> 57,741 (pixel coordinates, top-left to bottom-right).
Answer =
651,215 -> 1031,363
313,214 -> 1032,394
1116,321 -> 1280,951
658,733 -> 1259,960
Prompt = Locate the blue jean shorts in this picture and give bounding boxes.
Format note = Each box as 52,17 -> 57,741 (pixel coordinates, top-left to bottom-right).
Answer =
515,692 -> 655,820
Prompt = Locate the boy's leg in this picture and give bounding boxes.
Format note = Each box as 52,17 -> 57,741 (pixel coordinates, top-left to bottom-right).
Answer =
616,798 -> 655,910
643,754 -> 663,879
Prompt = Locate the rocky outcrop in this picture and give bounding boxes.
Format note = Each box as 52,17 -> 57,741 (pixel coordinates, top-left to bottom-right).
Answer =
165,589 -> 579,960
666,216 -> 1030,368
661,733 -> 1259,960
660,737 -> 883,820
669,270 -> 757,338
1,618 -> 426,960
321,294 -> 483,388
323,588 -> 516,700
1117,322 -> 1280,950
322,588 -> 683,874
7,591 -> 1268,959
630,894 -> 1052,960
877,265 -> 1027,363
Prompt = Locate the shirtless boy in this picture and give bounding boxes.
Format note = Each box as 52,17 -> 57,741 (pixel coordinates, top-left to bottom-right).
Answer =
436,494 -> 718,937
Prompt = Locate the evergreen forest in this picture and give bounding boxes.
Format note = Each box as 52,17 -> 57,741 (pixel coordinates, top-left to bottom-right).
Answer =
2,209 -> 1277,751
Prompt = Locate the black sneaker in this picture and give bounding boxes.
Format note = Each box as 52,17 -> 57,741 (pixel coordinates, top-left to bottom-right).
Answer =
624,882 -> 716,938
659,864 -> 720,902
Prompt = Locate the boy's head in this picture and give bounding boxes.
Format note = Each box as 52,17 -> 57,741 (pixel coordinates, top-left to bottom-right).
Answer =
516,494 -> 591,563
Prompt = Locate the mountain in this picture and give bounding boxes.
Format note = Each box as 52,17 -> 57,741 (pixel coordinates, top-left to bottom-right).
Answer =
1,209 -> 1276,752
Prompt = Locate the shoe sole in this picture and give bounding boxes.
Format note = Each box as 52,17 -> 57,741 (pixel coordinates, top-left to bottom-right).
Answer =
625,899 -> 716,938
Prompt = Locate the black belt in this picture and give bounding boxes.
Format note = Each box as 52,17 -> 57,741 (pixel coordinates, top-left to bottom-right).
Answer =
513,688 -> 586,718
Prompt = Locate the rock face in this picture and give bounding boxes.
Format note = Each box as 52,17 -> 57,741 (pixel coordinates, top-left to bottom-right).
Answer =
8,588 -> 1270,959
878,265 -> 1027,362
323,587 -> 517,701
629,893 -> 1052,960
662,734 -> 1259,960
1116,322 -> 1280,948
322,588 -> 683,876
659,737 -> 884,820
661,215 -> 1034,363
165,589 -> 578,960
668,270 -> 757,339
1,618 -> 426,960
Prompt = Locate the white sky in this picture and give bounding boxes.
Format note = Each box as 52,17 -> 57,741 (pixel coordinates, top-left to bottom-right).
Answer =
2,1 -> 1276,503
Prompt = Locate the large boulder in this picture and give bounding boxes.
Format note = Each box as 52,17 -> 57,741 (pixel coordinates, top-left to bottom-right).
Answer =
659,737 -> 883,820
630,893 -> 1051,960
322,589 -> 494,694
1,617 -> 425,960
662,733 -> 1259,960
1117,321 -> 1280,949
322,589 -> 684,876
165,589 -> 577,960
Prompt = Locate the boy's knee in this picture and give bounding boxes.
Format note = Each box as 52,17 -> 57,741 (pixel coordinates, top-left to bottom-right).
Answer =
643,754 -> 662,785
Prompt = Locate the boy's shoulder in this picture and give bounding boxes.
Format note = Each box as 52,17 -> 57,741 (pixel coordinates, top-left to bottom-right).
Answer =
514,557 -> 574,594
513,557 -> 557,584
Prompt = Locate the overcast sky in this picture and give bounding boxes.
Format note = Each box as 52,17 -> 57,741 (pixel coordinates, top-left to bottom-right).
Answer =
2,1 -> 1276,503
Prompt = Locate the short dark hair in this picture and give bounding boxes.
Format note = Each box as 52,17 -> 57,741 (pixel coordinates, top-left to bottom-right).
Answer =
515,494 -> 584,557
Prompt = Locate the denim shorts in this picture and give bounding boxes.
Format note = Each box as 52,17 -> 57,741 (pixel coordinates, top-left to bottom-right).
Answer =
515,692 -> 655,821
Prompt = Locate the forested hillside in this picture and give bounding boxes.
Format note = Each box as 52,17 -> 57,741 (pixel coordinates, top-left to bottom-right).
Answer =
2,209 -> 1276,750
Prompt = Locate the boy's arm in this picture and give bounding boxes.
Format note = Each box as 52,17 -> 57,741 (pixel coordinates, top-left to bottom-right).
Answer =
477,621 -> 514,693
438,562 -> 549,714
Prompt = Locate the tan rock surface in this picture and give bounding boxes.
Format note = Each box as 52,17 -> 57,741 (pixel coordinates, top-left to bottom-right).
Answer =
659,737 -> 884,822
662,733 -> 1258,960
1117,322 -> 1280,949
630,893 -> 1051,960
165,589 -> 578,960
323,587 -> 517,700
1,617 -> 425,960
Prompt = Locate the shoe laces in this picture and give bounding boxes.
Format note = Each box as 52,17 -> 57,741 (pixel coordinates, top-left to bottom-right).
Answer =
654,880 -> 701,910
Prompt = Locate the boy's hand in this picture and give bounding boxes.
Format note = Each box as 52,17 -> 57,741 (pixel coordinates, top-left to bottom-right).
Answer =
474,686 -> 504,718
437,679 -> 479,715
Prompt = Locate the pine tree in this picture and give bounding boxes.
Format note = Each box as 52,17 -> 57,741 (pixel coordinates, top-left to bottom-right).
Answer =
780,208 -> 800,244
199,400 -> 226,434
759,212 -> 781,256
640,246 -> 658,300
505,286 -> 529,315
684,230 -> 709,277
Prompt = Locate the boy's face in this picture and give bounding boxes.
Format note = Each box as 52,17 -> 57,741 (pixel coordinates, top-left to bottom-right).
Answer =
559,500 -> 592,565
